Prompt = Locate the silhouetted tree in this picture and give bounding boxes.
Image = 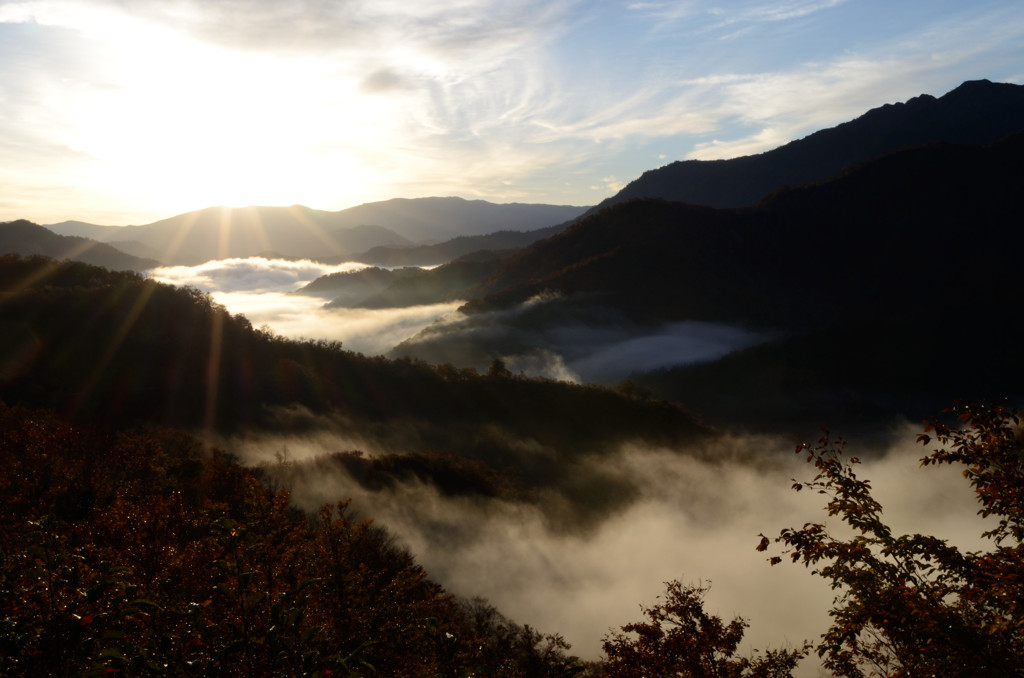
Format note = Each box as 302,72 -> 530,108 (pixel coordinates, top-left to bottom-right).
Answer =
602,580 -> 809,677
488,357 -> 513,378
758,402 -> 1024,677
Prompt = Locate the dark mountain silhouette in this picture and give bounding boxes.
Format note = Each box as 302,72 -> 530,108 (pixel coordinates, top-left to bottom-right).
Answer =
0,220 -> 159,271
294,250 -> 516,308
462,132 -> 1024,327
293,266 -> 424,305
585,79 -> 1024,214
344,251 -> 517,309
344,224 -> 564,267
393,132 -> 1024,433
46,199 -> 587,266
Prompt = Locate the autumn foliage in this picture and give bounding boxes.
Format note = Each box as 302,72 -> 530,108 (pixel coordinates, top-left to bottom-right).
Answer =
602,580 -> 809,677
758,402 -> 1024,677
0,402 -> 585,676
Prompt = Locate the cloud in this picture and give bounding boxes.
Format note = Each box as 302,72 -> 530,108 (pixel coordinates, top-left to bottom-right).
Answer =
591,175 -> 624,192
240,419 -> 993,674
628,0 -> 848,34
360,68 -> 409,94
567,322 -> 767,383
392,295 -> 767,384
4,0 -> 1024,225
148,257 -> 369,294
146,257 -> 462,354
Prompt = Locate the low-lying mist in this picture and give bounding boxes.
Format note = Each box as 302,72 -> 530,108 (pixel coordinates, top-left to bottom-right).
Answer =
148,259 -> 767,380
146,257 -> 994,676
148,257 -> 463,355
231,421 -> 991,676
391,292 -> 768,383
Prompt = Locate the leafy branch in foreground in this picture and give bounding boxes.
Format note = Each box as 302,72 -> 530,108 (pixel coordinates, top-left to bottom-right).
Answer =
757,402 -> 1024,678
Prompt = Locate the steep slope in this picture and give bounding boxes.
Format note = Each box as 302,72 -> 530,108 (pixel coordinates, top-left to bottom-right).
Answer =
587,79 -> 1024,212
390,133 -> 1024,433
0,220 -> 159,271
464,133 -> 1024,328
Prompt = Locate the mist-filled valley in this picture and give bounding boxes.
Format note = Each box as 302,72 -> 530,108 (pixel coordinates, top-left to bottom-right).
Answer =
3,78 -> 1024,677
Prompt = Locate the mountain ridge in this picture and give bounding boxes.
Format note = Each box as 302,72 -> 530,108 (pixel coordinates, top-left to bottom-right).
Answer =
584,78 -> 1024,214
0,220 -> 159,271
461,132 -> 1024,326
46,198 -> 588,266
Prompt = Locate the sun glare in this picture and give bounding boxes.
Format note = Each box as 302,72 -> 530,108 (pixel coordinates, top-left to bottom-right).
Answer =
51,10 -> 400,216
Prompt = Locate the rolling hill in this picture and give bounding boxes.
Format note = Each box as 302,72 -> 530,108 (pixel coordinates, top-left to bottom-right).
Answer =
0,220 -> 159,271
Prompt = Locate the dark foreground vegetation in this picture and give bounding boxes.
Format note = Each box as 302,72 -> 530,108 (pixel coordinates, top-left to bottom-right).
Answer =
2,255 -> 1023,676
4,398 -> 1022,677
0,402 -> 586,676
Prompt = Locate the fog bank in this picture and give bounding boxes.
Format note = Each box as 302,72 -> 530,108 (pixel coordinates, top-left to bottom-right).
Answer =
148,257 -> 462,355
236,423 -> 991,675
393,293 -> 768,383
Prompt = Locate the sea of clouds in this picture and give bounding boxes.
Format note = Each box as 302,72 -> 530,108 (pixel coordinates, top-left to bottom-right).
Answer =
147,257 -> 766,380
150,257 -> 995,676
148,257 -> 464,356
237,422 -> 993,676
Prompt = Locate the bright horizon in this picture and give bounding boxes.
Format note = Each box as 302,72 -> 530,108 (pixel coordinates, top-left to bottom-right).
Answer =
2,0 -> 1023,226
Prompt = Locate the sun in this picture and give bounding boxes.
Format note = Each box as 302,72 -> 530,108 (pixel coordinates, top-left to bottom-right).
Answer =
63,15 -> 391,217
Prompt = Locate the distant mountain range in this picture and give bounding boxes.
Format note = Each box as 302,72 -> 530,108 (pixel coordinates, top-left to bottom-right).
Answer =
45,199 -> 587,266
14,79 -> 1022,273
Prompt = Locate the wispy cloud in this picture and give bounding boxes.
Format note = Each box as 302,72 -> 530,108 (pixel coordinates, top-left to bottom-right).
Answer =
2,1 -> 1023,223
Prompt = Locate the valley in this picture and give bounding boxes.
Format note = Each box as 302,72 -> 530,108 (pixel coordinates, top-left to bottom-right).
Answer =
2,78 -> 1024,676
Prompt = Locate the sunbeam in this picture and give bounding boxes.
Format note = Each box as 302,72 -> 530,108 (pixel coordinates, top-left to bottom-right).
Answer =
67,279 -> 159,420
203,305 -> 224,437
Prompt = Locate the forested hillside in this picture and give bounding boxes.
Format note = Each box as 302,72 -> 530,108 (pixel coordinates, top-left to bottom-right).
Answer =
0,254 -> 707,523
0,253 -> 708,675
464,132 -> 1024,326
387,133 -> 1024,434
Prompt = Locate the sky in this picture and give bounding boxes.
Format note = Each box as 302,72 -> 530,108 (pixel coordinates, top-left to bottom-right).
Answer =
2,0 -> 1023,226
